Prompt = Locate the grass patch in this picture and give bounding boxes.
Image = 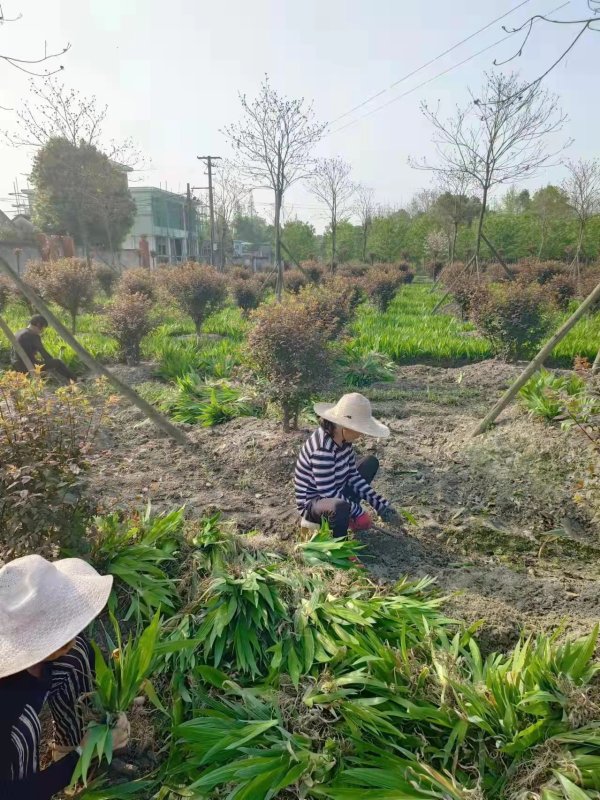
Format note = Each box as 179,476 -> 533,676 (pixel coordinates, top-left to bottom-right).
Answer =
353,285 -> 492,365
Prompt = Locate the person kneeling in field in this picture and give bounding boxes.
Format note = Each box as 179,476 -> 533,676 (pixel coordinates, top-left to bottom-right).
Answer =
11,314 -> 77,382
0,555 -> 129,799
294,392 -> 400,537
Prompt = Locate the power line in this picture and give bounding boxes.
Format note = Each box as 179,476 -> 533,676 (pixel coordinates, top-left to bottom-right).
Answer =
327,0 -> 535,127
327,0 -> 569,137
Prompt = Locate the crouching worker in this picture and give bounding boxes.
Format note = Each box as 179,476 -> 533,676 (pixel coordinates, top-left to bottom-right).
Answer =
295,392 -> 401,537
0,555 -> 130,799
11,315 -> 77,382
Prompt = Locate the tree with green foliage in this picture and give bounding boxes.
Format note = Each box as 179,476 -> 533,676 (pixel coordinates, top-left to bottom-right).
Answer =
432,186 -> 480,262
233,213 -> 272,247
530,184 -> 572,258
502,187 -> 531,215
321,220 -> 363,264
368,209 -> 411,262
30,137 -> 136,259
281,218 -> 316,262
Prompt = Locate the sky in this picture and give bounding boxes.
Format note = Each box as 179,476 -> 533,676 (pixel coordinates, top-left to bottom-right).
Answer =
0,0 -> 598,232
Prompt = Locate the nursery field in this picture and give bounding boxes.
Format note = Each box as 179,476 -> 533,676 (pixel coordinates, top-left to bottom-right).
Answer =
2,270 -> 600,799
2,282 -> 600,374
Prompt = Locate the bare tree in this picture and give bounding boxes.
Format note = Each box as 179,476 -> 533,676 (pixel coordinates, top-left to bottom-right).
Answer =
223,76 -> 326,299
355,185 -> 375,262
562,158 -> 600,267
432,172 -> 479,264
1,5 -> 69,88
5,77 -> 142,167
212,160 -> 249,269
309,157 -> 355,272
412,72 -> 568,272
497,2 -> 599,96
407,188 -> 439,217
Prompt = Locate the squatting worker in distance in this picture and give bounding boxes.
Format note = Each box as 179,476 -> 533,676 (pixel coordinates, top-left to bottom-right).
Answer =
11,314 -> 77,382
294,392 -> 401,538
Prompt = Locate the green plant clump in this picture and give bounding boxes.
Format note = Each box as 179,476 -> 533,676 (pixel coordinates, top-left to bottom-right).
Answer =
61,509 -> 600,799
520,368 -> 587,421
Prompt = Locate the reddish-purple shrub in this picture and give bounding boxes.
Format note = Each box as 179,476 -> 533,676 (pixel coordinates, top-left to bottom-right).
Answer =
284,269 -> 308,294
230,276 -> 262,316
469,281 -> 550,360
300,260 -> 325,283
118,267 -> 157,301
95,264 -> 119,297
24,258 -> 97,332
105,291 -> 156,364
247,299 -> 332,431
165,263 -> 228,334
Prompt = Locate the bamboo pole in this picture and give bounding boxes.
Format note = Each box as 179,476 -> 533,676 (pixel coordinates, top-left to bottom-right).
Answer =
479,232 -> 514,280
431,254 -> 475,314
0,260 -> 189,446
592,346 -> 600,375
472,281 -> 600,436
0,314 -> 36,375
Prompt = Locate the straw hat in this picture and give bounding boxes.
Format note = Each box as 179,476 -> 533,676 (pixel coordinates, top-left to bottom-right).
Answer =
0,555 -> 113,679
314,392 -> 390,439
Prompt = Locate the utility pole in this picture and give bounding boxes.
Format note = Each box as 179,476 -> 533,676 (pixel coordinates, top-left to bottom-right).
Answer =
197,155 -> 221,267
186,183 -> 194,261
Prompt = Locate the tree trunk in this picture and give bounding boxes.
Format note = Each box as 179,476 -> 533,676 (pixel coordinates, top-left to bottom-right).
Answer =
361,224 -> 368,262
0,259 -> 189,446
331,217 -> 337,275
451,222 -> 458,265
70,310 -> 77,334
274,189 -> 283,301
574,219 -> 585,265
474,185 -> 488,265
473,280 -> 600,435
537,218 -> 546,260
282,402 -> 291,433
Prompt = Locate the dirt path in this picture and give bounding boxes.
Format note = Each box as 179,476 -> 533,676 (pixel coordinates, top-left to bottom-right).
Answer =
88,361 -> 600,650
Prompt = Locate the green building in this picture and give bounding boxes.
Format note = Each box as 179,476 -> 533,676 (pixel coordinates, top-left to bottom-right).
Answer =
124,186 -> 204,265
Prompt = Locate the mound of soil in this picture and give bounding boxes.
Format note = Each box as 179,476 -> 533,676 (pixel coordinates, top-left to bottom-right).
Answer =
88,360 -> 600,650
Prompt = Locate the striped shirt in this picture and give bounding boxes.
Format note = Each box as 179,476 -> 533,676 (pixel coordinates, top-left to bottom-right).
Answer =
295,427 -> 389,518
0,636 -> 94,799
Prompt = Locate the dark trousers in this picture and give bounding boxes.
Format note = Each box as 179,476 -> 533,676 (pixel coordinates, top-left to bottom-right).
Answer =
305,455 -> 379,538
14,358 -> 77,382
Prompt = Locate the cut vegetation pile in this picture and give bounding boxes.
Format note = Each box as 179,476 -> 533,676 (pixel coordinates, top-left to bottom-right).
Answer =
57,509 -> 600,799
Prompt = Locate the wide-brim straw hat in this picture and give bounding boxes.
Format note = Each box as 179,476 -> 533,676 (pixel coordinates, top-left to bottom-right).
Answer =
0,554 -> 113,679
314,392 -> 390,439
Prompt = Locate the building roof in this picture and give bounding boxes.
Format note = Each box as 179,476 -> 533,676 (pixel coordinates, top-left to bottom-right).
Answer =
130,186 -> 186,200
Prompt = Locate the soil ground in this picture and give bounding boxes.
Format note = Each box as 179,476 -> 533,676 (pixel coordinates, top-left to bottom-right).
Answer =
88,359 -> 600,652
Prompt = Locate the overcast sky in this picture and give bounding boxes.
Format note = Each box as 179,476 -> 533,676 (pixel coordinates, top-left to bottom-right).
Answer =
0,0 -> 598,232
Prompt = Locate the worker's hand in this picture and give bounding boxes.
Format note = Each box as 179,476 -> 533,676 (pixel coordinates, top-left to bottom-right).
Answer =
111,712 -> 131,752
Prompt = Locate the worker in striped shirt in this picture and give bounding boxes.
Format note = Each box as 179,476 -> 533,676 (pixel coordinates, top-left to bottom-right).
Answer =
295,392 -> 401,537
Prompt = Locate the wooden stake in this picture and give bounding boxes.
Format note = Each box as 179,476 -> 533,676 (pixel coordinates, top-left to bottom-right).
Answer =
479,232 -> 514,280
0,260 -> 189,446
0,314 -> 36,375
473,280 -> 600,436
431,254 -> 475,314
592,346 -> 600,375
